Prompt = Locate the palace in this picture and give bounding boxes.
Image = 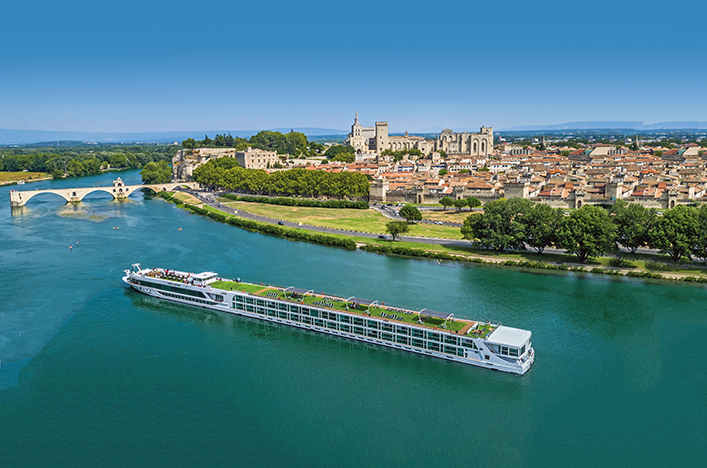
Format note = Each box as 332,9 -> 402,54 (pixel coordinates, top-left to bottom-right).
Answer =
344,113 -> 493,157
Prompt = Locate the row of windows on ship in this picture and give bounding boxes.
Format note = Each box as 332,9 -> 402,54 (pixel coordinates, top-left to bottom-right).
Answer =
153,286 -> 524,359
232,294 -> 524,358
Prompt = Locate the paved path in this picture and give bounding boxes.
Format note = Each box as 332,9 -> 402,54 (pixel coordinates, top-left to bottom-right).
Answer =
370,204 -> 463,227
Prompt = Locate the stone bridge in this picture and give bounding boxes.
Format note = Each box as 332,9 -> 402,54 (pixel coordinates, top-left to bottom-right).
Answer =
9,177 -> 200,207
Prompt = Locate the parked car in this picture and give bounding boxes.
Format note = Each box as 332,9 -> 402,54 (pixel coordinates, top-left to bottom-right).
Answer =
277,221 -> 285,225
378,235 -> 387,239
435,221 -> 443,225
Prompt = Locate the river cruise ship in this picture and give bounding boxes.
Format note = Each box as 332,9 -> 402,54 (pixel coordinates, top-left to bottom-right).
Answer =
123,264 -> 535,374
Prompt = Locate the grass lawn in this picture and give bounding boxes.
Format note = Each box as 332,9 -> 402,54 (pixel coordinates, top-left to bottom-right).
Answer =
219,201 -> 464,239
422,209 -> 477,223
211,280 -> 269,293
0,171 -> 50,183
173,192 -> 202,204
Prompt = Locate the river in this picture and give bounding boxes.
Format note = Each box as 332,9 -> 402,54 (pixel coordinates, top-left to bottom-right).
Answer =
1,170 -> 705,467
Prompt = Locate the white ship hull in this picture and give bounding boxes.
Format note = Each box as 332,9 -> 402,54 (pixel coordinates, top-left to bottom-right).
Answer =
123,271 -> 534,375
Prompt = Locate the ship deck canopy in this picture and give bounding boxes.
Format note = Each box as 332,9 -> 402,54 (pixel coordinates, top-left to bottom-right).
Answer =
486,326 -> 531,348
284,287 -> 312,296
344,297 -> 377,306
418,309 -> 453,320
193,272 -> 217,280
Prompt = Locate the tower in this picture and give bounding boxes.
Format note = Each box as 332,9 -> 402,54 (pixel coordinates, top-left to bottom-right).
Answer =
375,121 -> 389,152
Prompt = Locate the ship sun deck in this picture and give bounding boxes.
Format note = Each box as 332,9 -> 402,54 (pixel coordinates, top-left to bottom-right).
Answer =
206,279 -> 492,337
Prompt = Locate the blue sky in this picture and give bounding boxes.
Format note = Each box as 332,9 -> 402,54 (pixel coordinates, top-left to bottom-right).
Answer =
1,0 -> 704,133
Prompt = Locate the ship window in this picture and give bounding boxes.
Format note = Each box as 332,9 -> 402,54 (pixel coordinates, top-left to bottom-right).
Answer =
290,306 -> 301,314
396,326 -> 409,335
500,346 -> 509,356
235,295 -> 245,303
327,321 -> 338,330
278,303 -> 288,311
428,332 -> 440,342
457,348 -> 465,357
444,336 -> 458,345
381,323 -> 393,332
340,324 -> 351,333
381,333 -> 393,341
367,330 -> 378,338
509,348 -> 519,357
411,329 -> 425,338
310,309 -> 319,318
302,316 -> 312,324
246,305 -> 254,313
278,311 -> 288,319
340,315 -> 351,324
444,345 -> 457,355
396,336 -> 409,345
290,313 -> 301,322
314,319 -> 324,327
256,299 -> 265,307
267,310 -> 276,317
428,343 -> 440,351
246,297 -> 254,305
411,338 -> 424,348
353,326 -> 364,335
214,294 -> 224,302
301,307 -> 310,315
266,301 -> 275,309
366,320 -> 379,329
520,345 -> 526,355
353,317 -> 364,326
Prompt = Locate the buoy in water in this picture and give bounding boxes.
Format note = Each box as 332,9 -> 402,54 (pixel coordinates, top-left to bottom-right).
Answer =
178,228 -> 182,231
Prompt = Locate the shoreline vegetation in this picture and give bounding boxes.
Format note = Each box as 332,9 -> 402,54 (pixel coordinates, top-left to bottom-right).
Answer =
156,191 -> 707,285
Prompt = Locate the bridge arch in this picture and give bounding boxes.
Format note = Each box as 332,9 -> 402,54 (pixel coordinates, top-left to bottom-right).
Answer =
16,191 -> 72,205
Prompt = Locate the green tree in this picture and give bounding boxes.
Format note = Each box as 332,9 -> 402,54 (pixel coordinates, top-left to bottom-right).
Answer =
692,204 -> 707,264
454,198 -> 468,212
324,145 -> 355,162
610,200 -> 655,254
386,221 -> 409,240
439,197 -> 454,210
66,159 -> 86,177
438,169 -> 448,176
399,205 -> 422,223
466,197 -> 481,208
556,205 -> 615,262
141,160 -> 171,184
461,198 -> 533,251
521,204 -> 563,254
438,150 -> 447,159
650,204 -> 698,262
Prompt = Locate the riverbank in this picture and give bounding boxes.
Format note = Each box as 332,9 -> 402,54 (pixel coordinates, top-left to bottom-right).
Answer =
158,191 -> 707,285
0,171 -> 51,186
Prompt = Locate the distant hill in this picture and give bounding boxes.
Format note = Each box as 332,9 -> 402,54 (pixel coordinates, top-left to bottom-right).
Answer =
0,127 -> 348,146
502,121 -> 707,131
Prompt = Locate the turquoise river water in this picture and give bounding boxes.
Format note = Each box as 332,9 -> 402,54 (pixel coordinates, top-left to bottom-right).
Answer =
1,170 -> 706,467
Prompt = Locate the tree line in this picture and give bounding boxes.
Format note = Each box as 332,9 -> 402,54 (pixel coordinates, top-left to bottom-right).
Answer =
0,143 -> 177,179
461,198 -> 707,263
182,131 -> 326,159
222,194 -> 369,209
192,159 -> 369,199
